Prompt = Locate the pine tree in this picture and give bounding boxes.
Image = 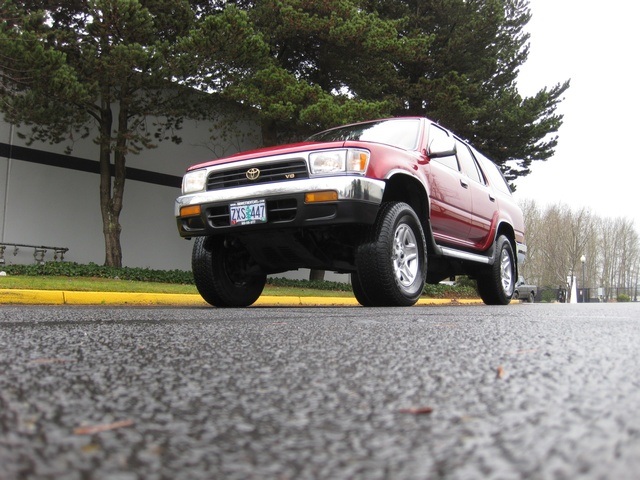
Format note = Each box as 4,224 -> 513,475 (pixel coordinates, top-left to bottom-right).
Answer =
0,0 -> 267,266
361,0 -> 569,179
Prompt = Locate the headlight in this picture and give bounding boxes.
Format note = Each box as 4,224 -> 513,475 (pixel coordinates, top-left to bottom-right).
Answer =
309,149 -> 370,175
182,169 -> 207,194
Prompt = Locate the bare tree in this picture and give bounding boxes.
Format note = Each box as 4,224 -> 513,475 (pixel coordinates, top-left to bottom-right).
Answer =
517,200 -> 640,302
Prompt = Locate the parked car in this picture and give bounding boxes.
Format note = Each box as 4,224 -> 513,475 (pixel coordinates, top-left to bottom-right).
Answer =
175,117 -> 527,307
514,276 -> 537,303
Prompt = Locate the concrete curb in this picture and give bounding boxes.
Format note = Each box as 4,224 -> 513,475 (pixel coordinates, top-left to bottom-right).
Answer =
0,289 -> 485,307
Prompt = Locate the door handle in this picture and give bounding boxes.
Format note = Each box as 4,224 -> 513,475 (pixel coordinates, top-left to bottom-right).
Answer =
489,194 -> 496,202
460,179 -> 469,188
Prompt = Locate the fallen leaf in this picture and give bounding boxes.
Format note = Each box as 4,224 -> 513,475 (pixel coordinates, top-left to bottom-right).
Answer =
28,358 -> 73,365
496,365 -> 505,379
506,348 -> 539,355
81,444 -> 101,454
399,406 -> 433,415
73,419 -> 135,435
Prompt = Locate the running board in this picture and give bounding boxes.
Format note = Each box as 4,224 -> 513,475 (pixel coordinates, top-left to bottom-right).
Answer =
440,246 -> 492,264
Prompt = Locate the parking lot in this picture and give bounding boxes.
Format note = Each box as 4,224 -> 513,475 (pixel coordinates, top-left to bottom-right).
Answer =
1,303 -> 639,479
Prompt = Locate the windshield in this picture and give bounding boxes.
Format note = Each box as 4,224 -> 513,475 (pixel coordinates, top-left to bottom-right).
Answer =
308,118 -> 421,151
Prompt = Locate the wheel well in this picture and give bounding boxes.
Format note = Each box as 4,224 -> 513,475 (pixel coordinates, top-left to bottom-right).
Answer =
382,173 -> 430,236
496,222 -> 515,243
495,222 -> 518,276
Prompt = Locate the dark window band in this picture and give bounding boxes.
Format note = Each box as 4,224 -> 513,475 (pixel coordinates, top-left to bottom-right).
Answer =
0,142 -> 182,188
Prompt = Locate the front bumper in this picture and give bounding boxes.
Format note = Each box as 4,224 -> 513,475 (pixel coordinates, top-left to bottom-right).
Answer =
175,176 -> 386,238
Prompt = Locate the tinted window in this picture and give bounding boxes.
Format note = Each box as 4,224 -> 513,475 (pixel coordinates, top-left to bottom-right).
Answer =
472,147 -> 512,195
428,125 -> 459,171
309,118 -> 421,150
455,139 -> 484,184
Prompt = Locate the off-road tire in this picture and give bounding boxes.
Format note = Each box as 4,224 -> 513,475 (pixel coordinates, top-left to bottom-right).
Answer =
192,236 -> 266,307
476,235 -> 516,305
354,202 -> 427,306
351,272 -> 374,306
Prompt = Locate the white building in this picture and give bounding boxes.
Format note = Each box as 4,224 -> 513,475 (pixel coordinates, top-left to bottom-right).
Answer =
0,112 -> 261,270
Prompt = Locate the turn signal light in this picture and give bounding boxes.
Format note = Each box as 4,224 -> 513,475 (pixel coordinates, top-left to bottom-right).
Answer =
305,191 -> 339,203
180,205 -> 202,217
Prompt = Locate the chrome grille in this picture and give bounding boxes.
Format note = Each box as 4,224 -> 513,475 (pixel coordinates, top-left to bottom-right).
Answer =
206,160 -> 308,191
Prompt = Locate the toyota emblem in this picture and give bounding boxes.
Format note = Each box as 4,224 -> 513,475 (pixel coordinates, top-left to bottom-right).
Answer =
246,168 -> 260,181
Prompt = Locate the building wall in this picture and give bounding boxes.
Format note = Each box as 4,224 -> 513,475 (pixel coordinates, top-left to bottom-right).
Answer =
0,113 -> 262,270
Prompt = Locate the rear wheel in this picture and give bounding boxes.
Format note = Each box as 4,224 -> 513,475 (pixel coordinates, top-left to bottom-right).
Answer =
354,202 -> 427,306
192,236 -> 266,307
476,235 -> 516,305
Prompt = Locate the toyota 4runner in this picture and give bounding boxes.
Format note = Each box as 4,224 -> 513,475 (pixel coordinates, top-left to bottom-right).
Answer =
175,117 -> 527,307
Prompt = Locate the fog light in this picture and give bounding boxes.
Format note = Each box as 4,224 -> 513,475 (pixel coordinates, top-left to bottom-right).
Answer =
305,191 -> 338,203
180,205 -> 202,217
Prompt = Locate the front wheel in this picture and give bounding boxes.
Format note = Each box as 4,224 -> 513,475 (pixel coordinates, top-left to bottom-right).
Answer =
192,236 -> 266,307
476,235 -> 516,305
354,202 -> 427,306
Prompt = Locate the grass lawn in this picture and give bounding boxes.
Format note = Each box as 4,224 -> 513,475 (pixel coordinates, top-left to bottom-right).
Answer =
0,275 -> 355,297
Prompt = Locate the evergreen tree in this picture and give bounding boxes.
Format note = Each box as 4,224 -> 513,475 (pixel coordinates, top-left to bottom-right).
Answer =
1,0 -> 569,268
209,0 -> 568,179
361,0 -> 569,180
0,0 -> 266,266
202,0 -> 420,145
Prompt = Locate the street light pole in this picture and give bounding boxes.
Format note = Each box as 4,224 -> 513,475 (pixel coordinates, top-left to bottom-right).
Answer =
580,255 -> 586,303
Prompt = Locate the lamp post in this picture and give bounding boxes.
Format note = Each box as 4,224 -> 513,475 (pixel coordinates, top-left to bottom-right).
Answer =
580,255 -> 586,303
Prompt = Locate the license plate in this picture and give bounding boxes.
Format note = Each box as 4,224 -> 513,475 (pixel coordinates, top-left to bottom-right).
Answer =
229,199 -> 267,226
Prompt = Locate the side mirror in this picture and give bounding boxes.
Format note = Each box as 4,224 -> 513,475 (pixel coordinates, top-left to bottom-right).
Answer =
428,136 -> 457,158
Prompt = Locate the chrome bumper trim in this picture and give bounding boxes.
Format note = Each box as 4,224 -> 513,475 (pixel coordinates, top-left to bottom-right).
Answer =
175,177 -> 386,216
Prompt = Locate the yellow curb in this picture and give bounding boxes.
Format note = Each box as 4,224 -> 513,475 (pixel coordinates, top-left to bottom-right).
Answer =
0,289 -> 486,307
0,289 -> 208,306
416,297 -> 486,306
254,296 -> 360,306
63,291 -> 208,306
0,289 -> 65,305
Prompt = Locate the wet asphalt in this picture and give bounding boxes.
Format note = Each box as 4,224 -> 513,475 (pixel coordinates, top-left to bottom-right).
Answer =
1,303 -> 639,479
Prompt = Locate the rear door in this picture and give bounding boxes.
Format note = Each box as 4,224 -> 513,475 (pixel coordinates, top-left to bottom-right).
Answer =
455,139 -> 498,249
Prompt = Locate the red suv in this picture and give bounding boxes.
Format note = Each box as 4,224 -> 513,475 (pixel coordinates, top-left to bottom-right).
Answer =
176,117 -> 526,307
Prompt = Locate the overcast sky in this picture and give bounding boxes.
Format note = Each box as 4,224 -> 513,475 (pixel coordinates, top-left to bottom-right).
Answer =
513,0 -> 640,228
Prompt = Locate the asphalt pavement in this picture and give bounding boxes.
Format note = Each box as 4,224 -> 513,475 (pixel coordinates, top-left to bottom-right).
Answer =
1,302 -> 640,479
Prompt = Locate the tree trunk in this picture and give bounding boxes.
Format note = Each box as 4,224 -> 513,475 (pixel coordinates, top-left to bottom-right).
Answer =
98,100 -> 126,268
309,269 -> 325,281
261,120 -> 279,147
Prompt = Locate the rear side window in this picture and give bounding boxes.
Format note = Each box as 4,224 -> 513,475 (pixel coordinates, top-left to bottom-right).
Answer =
473,148 -> 512,195
455,139 -> 484,184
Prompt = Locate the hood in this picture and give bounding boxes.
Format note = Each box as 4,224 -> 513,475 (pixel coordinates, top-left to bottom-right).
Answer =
187,141 -> 347,171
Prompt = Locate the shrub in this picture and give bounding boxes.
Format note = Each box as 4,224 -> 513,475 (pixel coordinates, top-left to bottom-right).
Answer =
540,289 -> 557,303
3,262 -> 195,285
266,277 -> 352,292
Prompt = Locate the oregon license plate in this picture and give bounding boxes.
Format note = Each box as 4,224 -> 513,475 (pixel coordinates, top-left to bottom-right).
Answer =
229,199 -> 267,226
